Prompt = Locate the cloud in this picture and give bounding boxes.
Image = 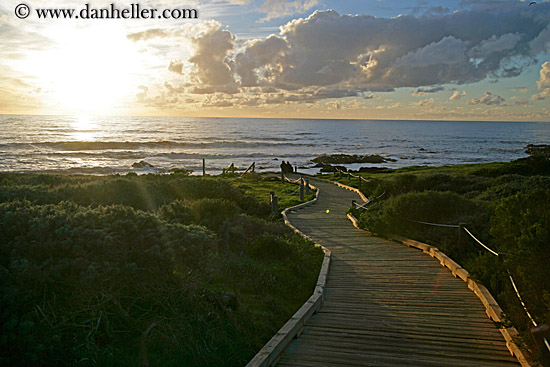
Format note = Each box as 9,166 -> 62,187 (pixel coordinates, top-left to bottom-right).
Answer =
468,91 -> 505,105
529,25 -> 550,55
413,98 -> 434,107
468,33 -> 521,58
188,21 -> 236,87
135,3 -> 550,108
376,102 -> 401,109
235,5 -> 550,93
258,0 -> 320,22
413,86 -> 444,96
531,61 -> 550,100
234,35 -> 289,86
450,90 -> 467,100
514,98 -> 532,106
168,60 -> 184,74
127,28 -> 168,42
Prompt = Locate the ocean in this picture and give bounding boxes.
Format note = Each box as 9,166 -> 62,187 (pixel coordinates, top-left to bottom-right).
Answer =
1,114 -> 549,175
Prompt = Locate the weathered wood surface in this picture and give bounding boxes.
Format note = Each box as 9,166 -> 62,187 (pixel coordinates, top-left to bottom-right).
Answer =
278,178 -> 519,367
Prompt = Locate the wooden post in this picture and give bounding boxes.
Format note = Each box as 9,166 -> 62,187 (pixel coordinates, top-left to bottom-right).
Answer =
252,162 -> 255,173
458,222 -> 465,258
270,192 -> 278,215
222,168 -> 226,175
295,165 -> 298,173
531,325 -> 550,366
299,178 -> 305,201
358,176 -> 362,191
305,179 -> 310,195
202,159 -> 206,176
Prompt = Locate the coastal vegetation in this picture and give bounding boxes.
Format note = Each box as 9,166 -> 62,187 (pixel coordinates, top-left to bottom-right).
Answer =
327,147 -> 550,359
0,172 -> 323,366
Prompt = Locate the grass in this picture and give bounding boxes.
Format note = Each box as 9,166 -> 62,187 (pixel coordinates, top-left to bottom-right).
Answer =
0,172 -> 323,367
220,172 -> 317,210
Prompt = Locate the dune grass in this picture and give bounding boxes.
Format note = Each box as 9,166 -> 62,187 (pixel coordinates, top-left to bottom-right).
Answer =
0,172 -> 323,367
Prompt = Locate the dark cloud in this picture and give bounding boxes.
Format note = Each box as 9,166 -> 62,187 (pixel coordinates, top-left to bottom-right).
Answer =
231,4 -> 549,98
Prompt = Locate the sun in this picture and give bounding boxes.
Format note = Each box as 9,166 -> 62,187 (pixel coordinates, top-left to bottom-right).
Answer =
26,24 -> 142,115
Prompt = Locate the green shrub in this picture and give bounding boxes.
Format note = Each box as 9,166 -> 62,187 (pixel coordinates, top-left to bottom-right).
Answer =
0,173 -> 323,367
488,189 -> 550,330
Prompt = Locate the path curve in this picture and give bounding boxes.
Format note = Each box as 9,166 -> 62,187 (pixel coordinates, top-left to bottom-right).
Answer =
278,177 -> 519,367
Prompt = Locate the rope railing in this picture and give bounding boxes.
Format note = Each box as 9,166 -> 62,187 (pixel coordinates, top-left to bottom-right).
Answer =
401,217 -> 460,228
221,161 -> 256,176
335,167 -> 361,179
462,226 -> 500,257
270,175 -> 314,214
460,226 -> 550,357
354,185 -> 550,360
352,191 -> 385,210
278,186 -> 301,198
284,176 -> 302,184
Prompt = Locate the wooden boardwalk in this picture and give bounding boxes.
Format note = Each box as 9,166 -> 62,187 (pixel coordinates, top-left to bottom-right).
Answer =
278,178 -> 519,367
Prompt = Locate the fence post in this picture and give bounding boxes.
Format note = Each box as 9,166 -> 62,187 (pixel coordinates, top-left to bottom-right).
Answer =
299,178 -> 305,201
305,179 -> 310,195
202,159 -> 206,176
458,222 -> 465,258
531,324 -> 550,367
358,176 -> 362,191
270,192 -> 278,215
252,162 -> 255,173
531,325 -> 550,366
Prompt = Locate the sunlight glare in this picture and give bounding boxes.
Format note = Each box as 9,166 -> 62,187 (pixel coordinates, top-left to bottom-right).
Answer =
31,24 -> 141,115
70,115 -> 99,141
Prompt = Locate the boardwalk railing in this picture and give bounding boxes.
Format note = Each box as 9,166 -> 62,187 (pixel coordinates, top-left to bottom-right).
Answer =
400,218 -> 549,364
347,181 -> 550,366
221,161 -> 255,176
247,179 -> 328,367
269,176 -> 313,214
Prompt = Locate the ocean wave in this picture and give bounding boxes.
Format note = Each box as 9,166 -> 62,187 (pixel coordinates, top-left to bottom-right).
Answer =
1,140 -> 318,151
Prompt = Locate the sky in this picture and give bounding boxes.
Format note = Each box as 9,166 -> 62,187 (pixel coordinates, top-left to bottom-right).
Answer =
0,0 -> 549,121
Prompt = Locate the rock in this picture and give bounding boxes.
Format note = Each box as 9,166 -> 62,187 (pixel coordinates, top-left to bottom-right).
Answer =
357,167 -> 394,173
526,144 -> 550,159
132,160 -> 154,169
169,168 -> 193,175
312,154 -> 395,165
319,165 -> 346,173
